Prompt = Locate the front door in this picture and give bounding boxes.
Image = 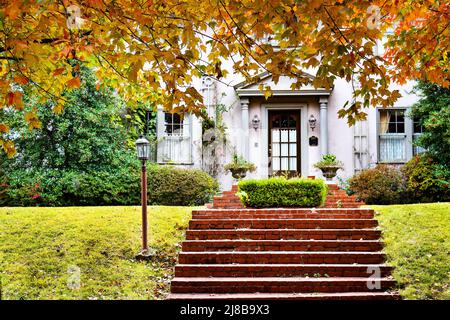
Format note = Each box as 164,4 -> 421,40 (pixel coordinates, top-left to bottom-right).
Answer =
268,110 -> 301,177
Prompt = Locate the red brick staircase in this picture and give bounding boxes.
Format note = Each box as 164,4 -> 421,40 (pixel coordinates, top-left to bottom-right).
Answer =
168,185 -> 399,300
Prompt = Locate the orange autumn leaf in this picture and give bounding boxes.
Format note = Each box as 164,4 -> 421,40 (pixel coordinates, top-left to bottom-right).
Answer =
53,68 -> 65,76
13,75 -> 29,85
66,77 -> 81,88
0,123 -> 9,133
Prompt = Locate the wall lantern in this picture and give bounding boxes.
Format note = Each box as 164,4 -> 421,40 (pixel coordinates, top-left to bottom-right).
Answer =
309,115 -> 317,131
252,115 -> 261,130
135,135 -> 153,260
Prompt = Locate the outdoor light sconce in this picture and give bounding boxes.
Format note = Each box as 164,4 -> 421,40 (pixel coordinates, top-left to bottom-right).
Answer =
252,115 -> 261,130
135,135 -> 153,260
309,115 -> 317,131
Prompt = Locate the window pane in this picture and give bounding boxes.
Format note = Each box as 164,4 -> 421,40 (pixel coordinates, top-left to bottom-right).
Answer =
289,143 -> 297,156
281,144 -> 288,156
380,136 -> 406,162
272,129 -> 280,141
272,143 -> 280,156
289,158 -> 297,171
397,122 -> 405,133
281,158 -> 289,170
289,130 -> 296,142
272,157 -> 280,170
280,130 -> 289,142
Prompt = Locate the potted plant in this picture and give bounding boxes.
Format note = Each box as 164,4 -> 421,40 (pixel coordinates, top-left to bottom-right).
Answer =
314,154 -> 343,181
224,154 -> 256,180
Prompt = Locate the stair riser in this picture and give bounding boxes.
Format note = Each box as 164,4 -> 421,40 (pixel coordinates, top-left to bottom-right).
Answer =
168,293 -> 400,300
193,209 -> 374,215
189,219 -> 377,229
192,213 -> 374,219
175,266 -> 393,277
171,281 -> 396,294
182,241 -> 383,252
186,230 -> 382,240
179,254 -> 386,264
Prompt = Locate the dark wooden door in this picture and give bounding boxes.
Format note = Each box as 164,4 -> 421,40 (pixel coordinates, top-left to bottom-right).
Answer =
268,110 -> 301,177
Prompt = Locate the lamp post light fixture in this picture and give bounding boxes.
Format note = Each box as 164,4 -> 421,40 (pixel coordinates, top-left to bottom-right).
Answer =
251,114 -> 260,130
309,115 -> 317,131
135,135 -> 153,260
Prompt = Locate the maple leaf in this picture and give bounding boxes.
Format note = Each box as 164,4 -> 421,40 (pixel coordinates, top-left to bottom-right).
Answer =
66,77 -> 81,88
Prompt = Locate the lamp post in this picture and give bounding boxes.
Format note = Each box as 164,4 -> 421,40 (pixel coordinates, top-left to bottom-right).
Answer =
135,135 -> 153,260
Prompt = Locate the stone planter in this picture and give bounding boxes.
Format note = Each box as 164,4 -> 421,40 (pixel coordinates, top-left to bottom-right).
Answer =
229,168 -> 248,180
318,166 -> 341,181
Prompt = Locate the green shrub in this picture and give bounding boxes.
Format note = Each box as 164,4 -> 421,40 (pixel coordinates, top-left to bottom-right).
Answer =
237,177 -> 327,208
402,154 -> 449,203
348,165 -> 406,205
148,165 -> 219,206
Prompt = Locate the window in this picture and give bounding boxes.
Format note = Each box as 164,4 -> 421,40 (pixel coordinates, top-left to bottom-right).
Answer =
157,111 -> 192,164
378,109 -> 407,162
413,118 -> 426,155
164,113 -> 184,136
378,108 -> 426,163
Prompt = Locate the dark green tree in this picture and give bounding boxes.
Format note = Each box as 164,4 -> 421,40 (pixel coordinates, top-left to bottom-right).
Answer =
1,67 -> 141,206
410,81 -> 450,167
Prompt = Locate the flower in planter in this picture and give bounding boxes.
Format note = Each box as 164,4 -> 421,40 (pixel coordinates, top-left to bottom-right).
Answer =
314,154 -> 343,181
224,154 -> 256,180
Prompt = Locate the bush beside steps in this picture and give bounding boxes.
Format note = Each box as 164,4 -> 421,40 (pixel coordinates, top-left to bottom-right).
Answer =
237,177 -> 327,208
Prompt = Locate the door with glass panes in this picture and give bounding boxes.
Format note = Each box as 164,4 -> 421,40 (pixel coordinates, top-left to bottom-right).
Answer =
268,110 -> 301,177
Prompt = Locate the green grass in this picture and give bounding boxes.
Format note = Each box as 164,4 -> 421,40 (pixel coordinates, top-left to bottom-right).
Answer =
0,206 -> 194,300
371,203 -> 450,300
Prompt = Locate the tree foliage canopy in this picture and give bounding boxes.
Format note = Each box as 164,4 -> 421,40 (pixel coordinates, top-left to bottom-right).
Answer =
410,81 -> 450,168
1,0 -> 449,156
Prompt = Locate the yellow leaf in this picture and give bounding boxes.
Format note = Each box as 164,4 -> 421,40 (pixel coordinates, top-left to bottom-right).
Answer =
1,140 -> 16,158
24,111 -> 42,130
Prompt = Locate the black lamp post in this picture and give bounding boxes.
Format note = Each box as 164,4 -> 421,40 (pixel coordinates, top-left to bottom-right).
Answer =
135,135 -> 153,260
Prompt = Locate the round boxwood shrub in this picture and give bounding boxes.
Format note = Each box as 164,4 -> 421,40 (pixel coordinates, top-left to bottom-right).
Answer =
348,165 -> 406,205
148,165 -> 219,206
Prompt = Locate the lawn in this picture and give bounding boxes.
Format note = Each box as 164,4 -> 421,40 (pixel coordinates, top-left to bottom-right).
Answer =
371,203 -> 450,300
0,206 -> 194,300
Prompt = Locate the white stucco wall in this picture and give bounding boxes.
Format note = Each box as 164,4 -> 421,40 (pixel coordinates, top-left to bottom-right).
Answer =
159,60 -> 421,191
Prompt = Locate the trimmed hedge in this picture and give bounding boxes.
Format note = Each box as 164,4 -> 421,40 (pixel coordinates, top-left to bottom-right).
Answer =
237,177 -> 327,208
148,165 -> 219,206
0,161 -> 218,207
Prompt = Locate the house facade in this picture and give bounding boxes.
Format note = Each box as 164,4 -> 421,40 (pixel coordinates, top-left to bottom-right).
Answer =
155,45 -> 422,191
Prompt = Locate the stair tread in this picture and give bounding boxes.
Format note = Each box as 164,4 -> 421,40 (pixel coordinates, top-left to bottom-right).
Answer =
167,292 -> 399,300
180,251 -> 384,255
176,263 -> 390,267
183,239 -> 382,243
172,276 -> 394,282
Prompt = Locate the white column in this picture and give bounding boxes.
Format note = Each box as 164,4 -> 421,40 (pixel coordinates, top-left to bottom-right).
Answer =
240,98 -> 250,159
319,97 -> 328,155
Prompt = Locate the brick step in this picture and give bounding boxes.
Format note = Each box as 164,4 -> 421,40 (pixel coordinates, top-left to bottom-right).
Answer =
193,212 -> 373,219
194,208 -> 375,215
213,205 -> 244,209
175,263 -> 393,277
181,240 -> 384,252
186,228 -> 381,240
326,195 -> 358,202
170,277 -> 396,294
189,219 -> 378,230
323,204 -> 362,208
167,292 -> 400,300
178,251 -> 386,264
